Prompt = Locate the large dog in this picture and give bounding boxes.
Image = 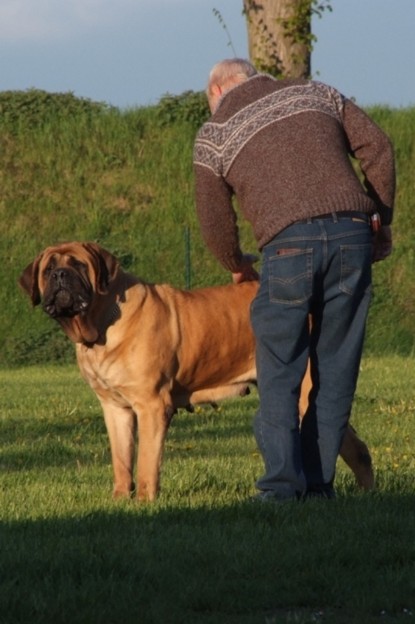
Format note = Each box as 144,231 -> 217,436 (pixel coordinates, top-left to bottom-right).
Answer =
19,242 -> 374,501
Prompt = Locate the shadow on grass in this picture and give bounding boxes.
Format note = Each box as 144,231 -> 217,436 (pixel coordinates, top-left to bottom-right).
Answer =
1,492 -> 414,624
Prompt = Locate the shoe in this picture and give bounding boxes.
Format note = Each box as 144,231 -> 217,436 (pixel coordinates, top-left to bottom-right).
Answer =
302,486 -> 336,501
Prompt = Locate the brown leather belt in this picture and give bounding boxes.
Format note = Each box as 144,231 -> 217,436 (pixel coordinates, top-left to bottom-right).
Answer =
296,211 -> 371,224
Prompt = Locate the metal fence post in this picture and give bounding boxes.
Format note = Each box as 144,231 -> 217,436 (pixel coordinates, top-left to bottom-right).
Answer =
184,225 -> 191,289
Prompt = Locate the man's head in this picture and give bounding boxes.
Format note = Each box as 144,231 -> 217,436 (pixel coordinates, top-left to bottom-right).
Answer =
206,58 -> 257,112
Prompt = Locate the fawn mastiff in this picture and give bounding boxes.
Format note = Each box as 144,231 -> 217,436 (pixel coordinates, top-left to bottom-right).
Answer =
19,242 -> 374,501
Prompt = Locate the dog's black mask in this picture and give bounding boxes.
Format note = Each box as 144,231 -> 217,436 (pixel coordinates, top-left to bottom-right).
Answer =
42,266 -> 92,319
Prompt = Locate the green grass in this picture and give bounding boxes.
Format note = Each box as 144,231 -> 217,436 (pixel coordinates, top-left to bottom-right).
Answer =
1,94 -> 415,365
1,357 -> 415,623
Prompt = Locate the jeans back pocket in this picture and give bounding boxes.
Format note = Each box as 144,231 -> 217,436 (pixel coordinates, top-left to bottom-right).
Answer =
268,247 -> 313,304
339,244 -> 372,296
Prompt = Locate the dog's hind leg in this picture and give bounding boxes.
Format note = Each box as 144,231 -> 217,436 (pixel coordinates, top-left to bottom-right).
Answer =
299,363 -> 374,491
102,403 -> 137,498
339,426 -> 375,491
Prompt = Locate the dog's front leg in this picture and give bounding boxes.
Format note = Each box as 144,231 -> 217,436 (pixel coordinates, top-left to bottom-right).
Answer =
101,403 -> 137,498
135,400 -> 174,502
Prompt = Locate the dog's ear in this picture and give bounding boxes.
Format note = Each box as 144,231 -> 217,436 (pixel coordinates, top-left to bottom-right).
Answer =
83,242 -> 119,294
19,255 -> 43,305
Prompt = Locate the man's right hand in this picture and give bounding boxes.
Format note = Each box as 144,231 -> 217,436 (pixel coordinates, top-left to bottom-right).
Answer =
232,253 -> 260,283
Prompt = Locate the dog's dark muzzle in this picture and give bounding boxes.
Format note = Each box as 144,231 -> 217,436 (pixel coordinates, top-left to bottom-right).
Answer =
43,268 -> 91,318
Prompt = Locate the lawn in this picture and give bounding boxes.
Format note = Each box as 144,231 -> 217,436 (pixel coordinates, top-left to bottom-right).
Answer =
1,357 -> 414,623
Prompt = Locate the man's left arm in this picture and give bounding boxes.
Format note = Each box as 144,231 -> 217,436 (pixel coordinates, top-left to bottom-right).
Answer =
194,164 -> 247,273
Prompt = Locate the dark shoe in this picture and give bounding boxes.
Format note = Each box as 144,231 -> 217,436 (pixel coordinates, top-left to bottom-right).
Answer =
302,486 -> 336,501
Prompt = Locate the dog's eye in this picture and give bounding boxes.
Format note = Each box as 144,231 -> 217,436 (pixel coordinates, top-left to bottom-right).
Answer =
70,259 -> 87,271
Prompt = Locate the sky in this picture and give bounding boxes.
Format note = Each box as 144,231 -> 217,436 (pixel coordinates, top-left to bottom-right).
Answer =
0,0 -> 414,110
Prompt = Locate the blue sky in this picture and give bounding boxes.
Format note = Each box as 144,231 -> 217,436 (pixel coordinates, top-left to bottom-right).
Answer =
0,0 -> 413,109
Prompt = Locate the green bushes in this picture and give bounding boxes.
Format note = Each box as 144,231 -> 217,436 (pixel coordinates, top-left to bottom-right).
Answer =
0,89 -> 112,133
156,90 -> 210,127
1,90 -> 414,366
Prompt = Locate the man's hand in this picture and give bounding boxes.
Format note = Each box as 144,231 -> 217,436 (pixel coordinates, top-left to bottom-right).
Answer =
372,226 -> 392,263
232,253 -> 260,283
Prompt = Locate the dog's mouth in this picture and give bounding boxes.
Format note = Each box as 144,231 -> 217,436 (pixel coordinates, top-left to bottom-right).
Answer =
43,288 -> 90,319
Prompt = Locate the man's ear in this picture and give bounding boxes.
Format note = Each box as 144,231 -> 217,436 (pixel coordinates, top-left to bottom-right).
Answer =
211,83 -> 222,97
208,83 -> 223,113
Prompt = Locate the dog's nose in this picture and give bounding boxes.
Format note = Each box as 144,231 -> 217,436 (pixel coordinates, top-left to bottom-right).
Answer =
52,269 -> 68,286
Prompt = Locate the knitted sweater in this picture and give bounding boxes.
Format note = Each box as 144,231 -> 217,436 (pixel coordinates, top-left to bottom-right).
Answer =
193,75 -> 395,272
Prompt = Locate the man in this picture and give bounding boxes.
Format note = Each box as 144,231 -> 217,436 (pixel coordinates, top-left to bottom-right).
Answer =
193,58 -> 395,502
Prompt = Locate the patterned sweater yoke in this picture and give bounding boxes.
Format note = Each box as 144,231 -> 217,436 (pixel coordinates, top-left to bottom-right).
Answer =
194,79 -> 345,178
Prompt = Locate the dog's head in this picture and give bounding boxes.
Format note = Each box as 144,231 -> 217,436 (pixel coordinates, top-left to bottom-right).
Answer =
19,242 -> 119,344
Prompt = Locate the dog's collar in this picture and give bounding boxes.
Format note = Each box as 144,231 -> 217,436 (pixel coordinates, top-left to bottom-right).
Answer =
83,277 -> 127,346
103,302 -> 121,331
108,303 -> 121,327
85,302 -> 121,346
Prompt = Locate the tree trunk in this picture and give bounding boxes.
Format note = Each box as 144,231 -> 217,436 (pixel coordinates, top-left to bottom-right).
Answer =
243,0 -> 311,78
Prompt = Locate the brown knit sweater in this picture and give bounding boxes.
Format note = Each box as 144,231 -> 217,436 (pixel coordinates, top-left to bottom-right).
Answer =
193,75 -> 395,272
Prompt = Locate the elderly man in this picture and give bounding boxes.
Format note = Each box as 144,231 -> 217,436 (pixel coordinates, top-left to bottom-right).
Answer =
193,58 -> 395,502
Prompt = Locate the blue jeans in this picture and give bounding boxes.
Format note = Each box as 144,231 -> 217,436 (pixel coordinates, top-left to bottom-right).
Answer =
251,215 -> 372,499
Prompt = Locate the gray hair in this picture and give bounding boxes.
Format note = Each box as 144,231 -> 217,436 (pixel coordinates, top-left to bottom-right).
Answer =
206,58 -> 257,98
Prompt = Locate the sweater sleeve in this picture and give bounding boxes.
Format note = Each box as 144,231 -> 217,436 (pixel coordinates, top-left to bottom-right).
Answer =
194,164 -> 244,272
341,98 -> 396,225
